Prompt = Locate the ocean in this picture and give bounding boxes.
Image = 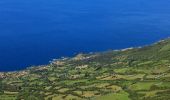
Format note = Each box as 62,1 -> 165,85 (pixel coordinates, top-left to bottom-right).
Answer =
0,0 -> 170,71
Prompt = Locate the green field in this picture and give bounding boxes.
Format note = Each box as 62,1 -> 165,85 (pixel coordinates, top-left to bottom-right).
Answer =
1,38 -> 170,100
94,91 -> 130,100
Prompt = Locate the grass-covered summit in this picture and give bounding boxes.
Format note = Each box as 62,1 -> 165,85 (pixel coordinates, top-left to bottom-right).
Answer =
1,38 -> 170,100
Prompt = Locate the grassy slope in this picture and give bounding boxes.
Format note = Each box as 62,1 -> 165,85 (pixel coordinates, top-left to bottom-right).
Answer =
0,38 -> 170,100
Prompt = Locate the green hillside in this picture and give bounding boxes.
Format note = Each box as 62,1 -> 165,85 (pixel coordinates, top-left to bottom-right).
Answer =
1,38 -> 170,100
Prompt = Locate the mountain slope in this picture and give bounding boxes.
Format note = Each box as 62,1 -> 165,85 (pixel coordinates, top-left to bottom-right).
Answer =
1,38 -> 170,100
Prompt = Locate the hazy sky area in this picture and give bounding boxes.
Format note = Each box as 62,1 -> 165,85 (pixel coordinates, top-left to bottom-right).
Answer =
0,0 -> 170,71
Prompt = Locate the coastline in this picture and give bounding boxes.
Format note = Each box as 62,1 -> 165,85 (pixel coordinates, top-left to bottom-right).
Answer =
0,37 -> 170,73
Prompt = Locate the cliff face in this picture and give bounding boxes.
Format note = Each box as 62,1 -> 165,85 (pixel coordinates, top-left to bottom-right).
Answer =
1,38 -> 170,100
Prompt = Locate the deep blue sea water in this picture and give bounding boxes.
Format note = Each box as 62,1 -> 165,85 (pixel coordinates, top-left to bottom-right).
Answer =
0,0 -> 170,71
